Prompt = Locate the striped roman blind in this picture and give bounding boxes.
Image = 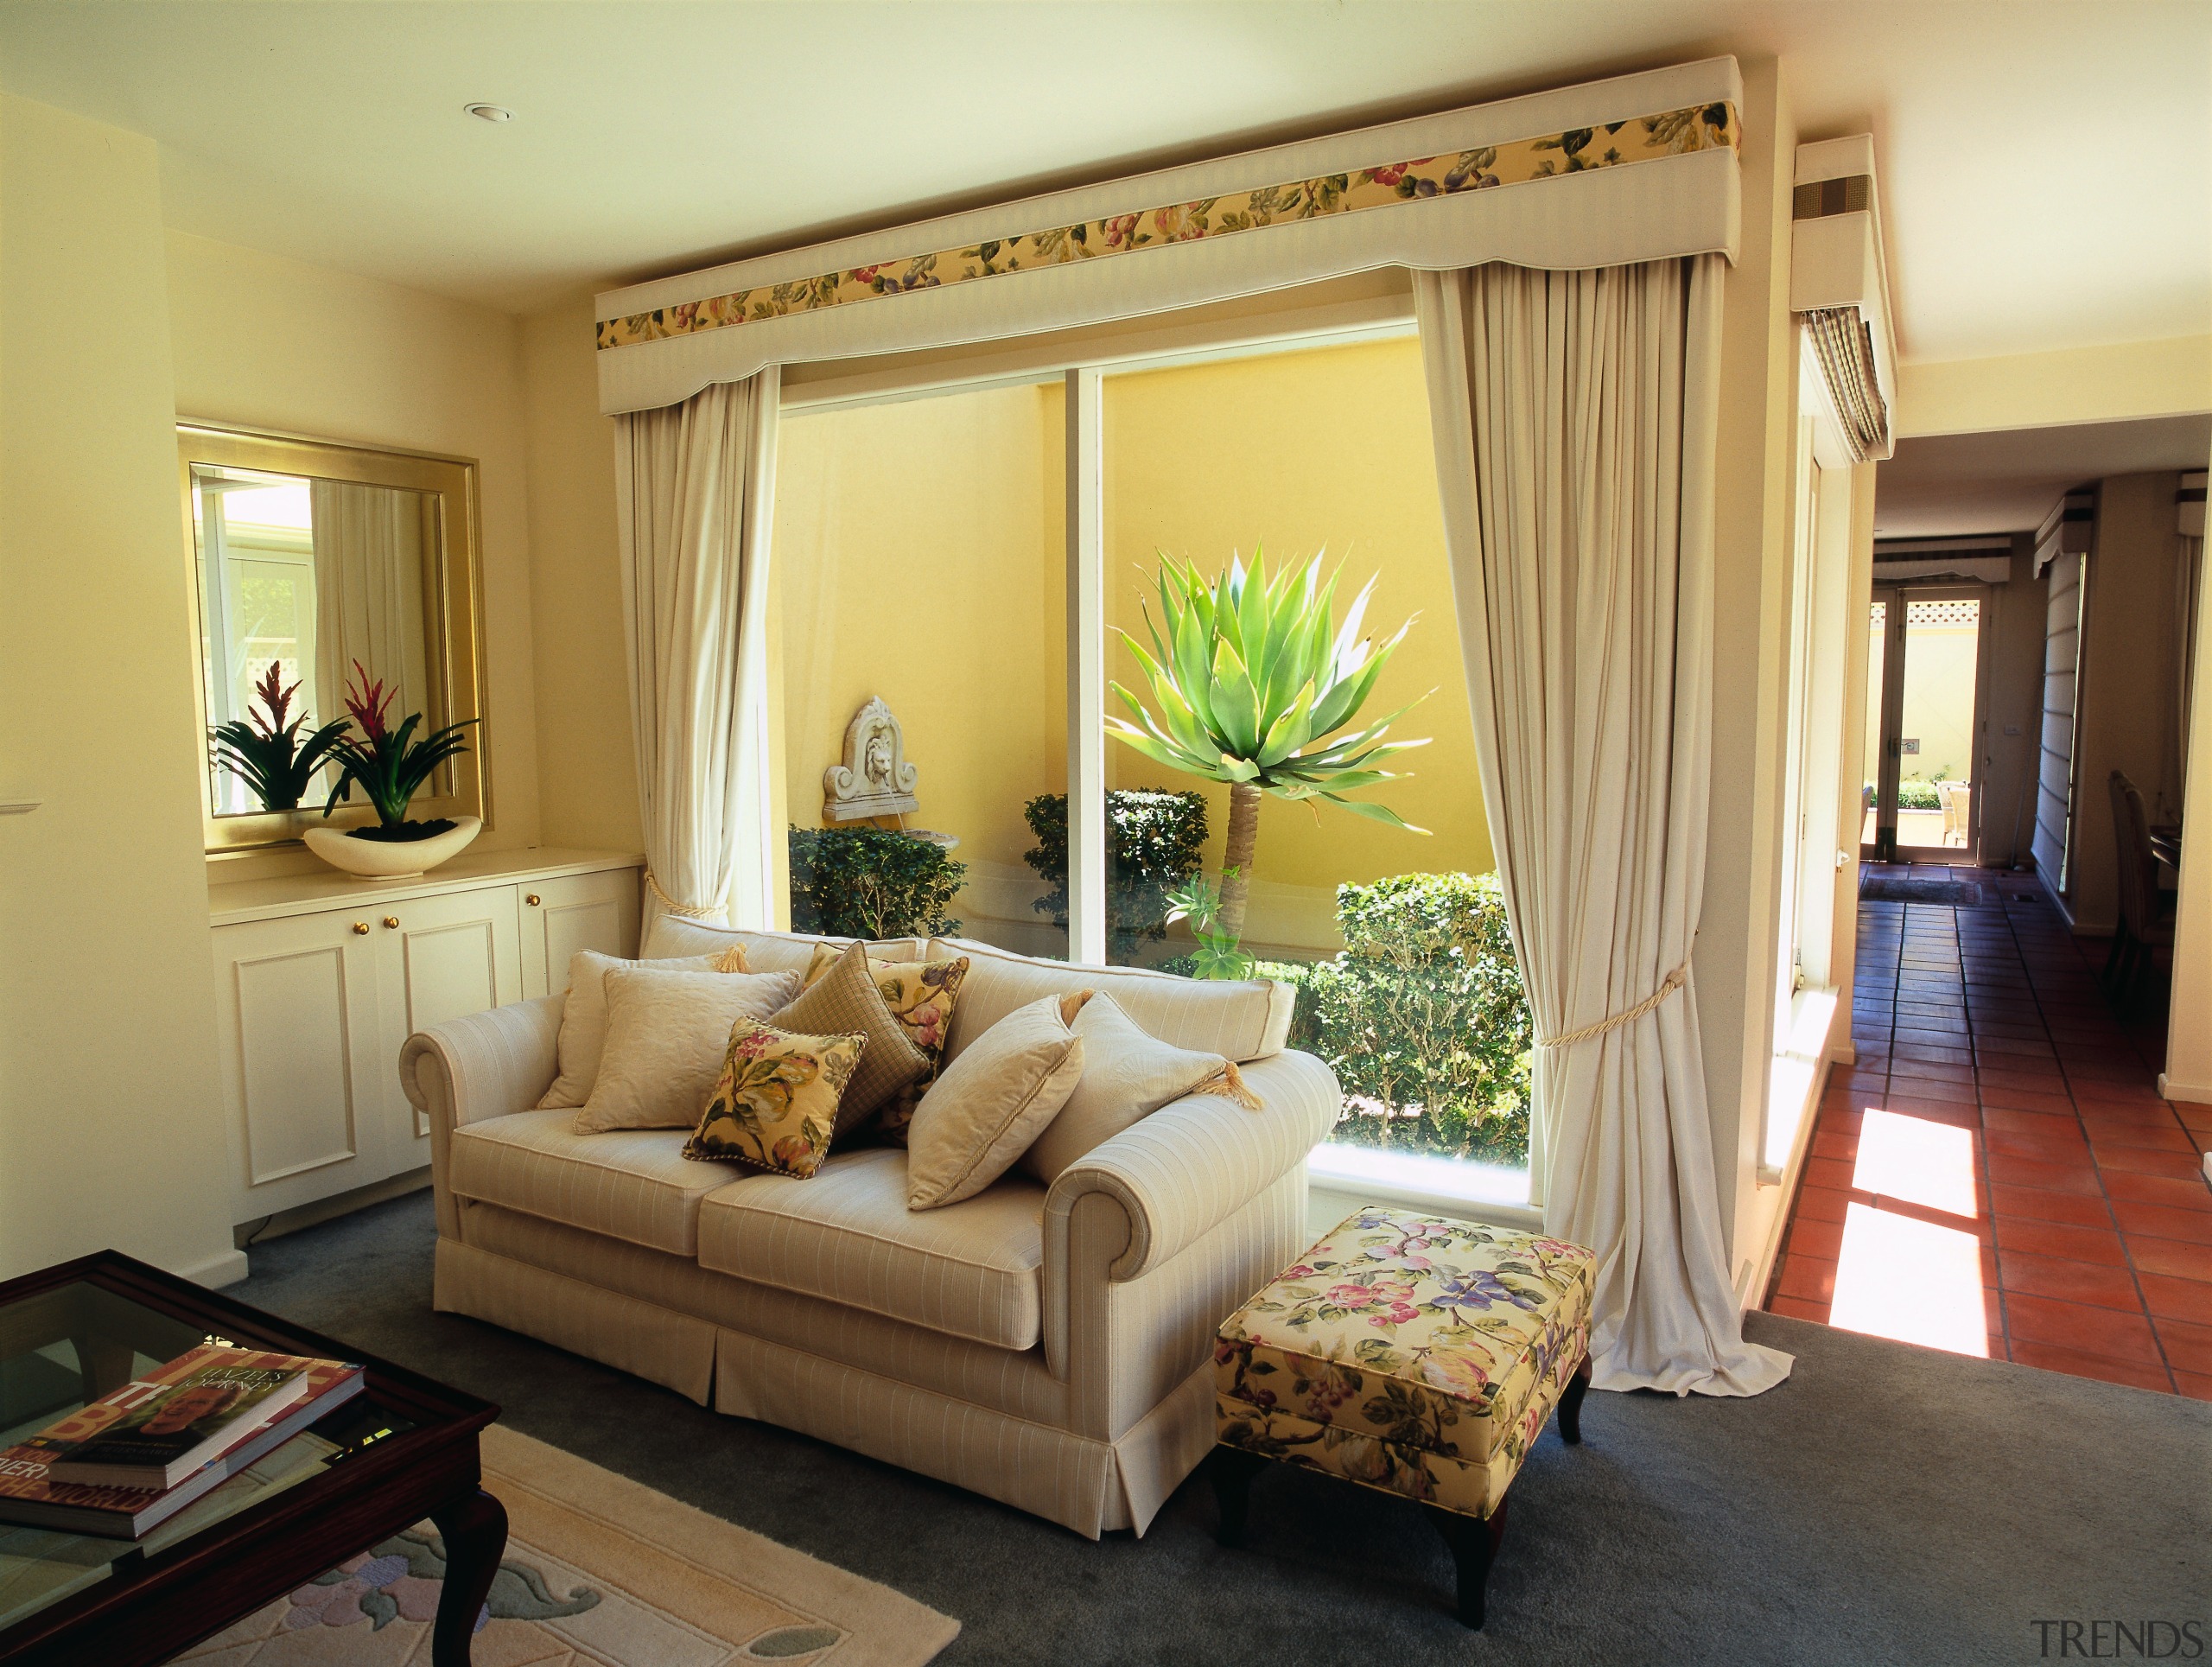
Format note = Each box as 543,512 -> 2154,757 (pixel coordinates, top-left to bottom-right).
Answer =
2031,490 -> 2094,891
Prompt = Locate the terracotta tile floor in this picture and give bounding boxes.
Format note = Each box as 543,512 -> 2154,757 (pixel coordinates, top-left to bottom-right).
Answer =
1764,864 -> 2212,1398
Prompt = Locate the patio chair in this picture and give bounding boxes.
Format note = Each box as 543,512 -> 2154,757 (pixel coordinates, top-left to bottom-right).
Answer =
1937,779 -> 1971,848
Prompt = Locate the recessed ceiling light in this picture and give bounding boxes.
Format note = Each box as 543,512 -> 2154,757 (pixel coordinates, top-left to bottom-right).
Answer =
465,104 -> 513,124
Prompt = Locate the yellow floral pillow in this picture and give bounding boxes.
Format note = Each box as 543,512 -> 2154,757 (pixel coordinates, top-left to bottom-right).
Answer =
683,1019 -> 864,1180
802,945 -> 970,1136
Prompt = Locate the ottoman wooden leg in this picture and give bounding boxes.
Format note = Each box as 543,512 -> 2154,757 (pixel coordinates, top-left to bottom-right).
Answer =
1425,1496 -> 1508,1629
1209,1445 -> 1268,1548
1558,1355 -> 1592,1445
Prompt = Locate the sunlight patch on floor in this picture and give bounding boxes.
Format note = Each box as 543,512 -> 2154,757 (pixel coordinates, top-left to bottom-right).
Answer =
1851,1109 -> 1979,1218
1827,1202 -> 1991,1357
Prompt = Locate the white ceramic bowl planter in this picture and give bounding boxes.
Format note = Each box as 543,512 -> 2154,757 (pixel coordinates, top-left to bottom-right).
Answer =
304,816 -> 480,881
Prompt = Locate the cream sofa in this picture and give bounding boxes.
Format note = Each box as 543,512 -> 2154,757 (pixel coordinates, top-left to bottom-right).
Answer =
402,921 -> 1339,1538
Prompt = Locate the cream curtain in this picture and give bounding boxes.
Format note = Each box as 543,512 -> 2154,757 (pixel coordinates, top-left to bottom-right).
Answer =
309,478 -> 429,723
613,369 -> 780,931
1414,257 -> 1790,1397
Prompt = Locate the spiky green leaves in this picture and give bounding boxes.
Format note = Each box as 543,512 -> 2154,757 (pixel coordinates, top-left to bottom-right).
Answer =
1107,547 -> 1430,830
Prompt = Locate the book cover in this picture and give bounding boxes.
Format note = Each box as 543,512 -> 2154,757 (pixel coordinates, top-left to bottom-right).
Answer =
0,1346 -> 362,1535
41,1355 -> 308,1491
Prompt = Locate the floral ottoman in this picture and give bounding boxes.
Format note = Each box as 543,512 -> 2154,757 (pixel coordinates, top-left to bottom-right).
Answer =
1211,1206 -> 1598,1628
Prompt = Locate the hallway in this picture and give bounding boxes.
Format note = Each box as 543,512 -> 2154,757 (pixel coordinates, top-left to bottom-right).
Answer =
1765,868 -> 2212,1397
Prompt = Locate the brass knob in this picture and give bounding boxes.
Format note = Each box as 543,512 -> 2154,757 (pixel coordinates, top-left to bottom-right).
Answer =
351,921 -> 370,935
383,915 -> 400,930
524,894 -> 541,907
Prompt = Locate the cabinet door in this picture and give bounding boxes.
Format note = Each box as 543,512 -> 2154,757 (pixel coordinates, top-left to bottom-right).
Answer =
213,912 -> 390,1224
518,868 -> 643,998
372,886 -> 525,1167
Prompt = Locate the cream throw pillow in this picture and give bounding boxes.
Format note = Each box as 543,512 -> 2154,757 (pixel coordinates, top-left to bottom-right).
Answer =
573,965 -> 804,1133
906,995 -> 1085,1210
541,951 -> 727,1110
1019,994 -> 1262,1184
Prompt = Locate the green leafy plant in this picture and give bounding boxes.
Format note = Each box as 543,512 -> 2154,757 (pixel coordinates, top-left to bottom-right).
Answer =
788,826 -> 966,939
1021,790 -> 1209,960
1268,872 -> 1533,1165
208,663 -> 349,812
323,662 -> 475,840
1163,870 -> 1257,981
1108,546 -> 1429,954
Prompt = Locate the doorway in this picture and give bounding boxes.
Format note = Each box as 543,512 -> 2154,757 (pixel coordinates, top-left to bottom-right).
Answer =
1862,585 -> 1988,863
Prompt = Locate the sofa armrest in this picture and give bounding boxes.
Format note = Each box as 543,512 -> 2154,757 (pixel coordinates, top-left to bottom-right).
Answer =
401,995 -> 563,1239
1041,1048 -> 1338,1380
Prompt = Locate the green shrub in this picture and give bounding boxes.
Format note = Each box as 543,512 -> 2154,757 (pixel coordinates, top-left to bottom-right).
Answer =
1876,779 -> 1945,811
788,826 -> 965,939
1179,873 -> 1532,1165
1023,791 -> 1210,960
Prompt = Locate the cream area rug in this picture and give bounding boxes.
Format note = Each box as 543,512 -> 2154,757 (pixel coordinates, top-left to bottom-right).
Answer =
176,1426 -> 959,1667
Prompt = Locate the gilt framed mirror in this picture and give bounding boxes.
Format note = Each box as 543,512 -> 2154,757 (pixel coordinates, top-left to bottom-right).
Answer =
179,423 -> 489,855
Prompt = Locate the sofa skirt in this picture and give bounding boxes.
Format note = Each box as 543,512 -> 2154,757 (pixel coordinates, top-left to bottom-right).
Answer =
435,1237 -> 1213,1538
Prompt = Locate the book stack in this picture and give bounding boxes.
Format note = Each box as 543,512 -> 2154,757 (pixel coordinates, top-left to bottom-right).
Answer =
0,1344 -> 363,1538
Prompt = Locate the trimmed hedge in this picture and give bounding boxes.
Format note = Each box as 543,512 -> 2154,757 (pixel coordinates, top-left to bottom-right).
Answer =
1262,872 -> 1533,1165
788,825 -> 965,939
1023,790 -> 1210,961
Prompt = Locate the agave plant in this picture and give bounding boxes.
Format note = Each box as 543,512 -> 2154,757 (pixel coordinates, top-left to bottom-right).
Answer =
1109,547 -> 1428,947
208,663 -> 350,812
323,662 -> 476,831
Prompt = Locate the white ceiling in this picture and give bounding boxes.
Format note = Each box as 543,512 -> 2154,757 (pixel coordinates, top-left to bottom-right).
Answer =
1873,414 -> 2212,538
2,0 -> 2208,362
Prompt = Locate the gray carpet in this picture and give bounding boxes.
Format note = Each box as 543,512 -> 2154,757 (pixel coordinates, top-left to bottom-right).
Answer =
234,1193 -> 2209,1666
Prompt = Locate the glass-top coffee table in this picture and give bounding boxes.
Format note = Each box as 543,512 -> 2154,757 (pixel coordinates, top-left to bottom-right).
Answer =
0,1250 -> 502,1666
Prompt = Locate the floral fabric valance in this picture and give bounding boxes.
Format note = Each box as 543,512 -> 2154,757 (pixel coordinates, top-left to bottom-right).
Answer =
596,56 -> 1744,415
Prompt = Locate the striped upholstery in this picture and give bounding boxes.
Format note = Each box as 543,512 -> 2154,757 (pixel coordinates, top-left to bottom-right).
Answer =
643,917 -> 928,977
697,1148 -> 1046,1351
460,1202 -> 1070,1424
448,1109 -> 744,1257
932,937 -> 1294,1065
412,971 -> 1341,1540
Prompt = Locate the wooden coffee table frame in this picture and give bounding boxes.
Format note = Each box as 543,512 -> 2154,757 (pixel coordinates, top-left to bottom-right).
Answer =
0,1250 -> 503,1667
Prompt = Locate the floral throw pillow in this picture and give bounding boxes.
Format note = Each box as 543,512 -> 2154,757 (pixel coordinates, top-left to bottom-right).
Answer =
683,1019 -> 865,1180
802,945 -> 970,1139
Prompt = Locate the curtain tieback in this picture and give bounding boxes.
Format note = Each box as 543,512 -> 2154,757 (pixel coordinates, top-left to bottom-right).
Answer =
645,870 -> 720,919
1537,958 -> 1692,1051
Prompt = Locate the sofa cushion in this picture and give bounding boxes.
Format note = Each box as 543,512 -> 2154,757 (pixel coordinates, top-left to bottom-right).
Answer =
934,938 -> 1294,1066
450,1109 -> 742,1256
643,918 -> 928,979
696,1147 -> 1046,1351
768,943 -> 929,1136
683,1019 -> 863,1178
574,966 -> 804,1133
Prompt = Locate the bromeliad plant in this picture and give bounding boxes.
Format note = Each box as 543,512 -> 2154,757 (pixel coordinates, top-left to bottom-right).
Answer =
1109,547 -> 1429,964
208,663 -> 351,812
322,662 -> 476,841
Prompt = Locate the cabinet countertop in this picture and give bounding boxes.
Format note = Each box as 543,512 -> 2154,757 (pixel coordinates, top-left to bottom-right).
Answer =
208,847 -> 644,927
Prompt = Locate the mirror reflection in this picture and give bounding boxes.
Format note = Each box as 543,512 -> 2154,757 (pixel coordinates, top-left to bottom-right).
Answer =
192,465 -> 444,817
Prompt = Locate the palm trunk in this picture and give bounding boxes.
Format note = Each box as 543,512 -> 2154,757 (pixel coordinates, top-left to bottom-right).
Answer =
1218,782 -> 1262,942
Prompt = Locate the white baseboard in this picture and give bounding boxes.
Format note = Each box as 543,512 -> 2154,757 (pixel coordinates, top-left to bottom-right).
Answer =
177,1247 -> 251,1289
2158,1072 -> 2212,1106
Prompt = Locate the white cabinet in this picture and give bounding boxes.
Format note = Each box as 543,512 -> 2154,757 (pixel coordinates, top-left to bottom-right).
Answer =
209,849 -> 639,1225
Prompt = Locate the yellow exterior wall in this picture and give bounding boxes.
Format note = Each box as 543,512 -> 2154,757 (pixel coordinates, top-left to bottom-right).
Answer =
1101,336 -> 1491,949
767,340 -> 1491,954
772,386 -> 1066,893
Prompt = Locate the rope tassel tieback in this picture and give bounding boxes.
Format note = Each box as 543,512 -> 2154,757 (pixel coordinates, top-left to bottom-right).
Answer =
1536,958 -> 1692,1051
645,870 -> 720,919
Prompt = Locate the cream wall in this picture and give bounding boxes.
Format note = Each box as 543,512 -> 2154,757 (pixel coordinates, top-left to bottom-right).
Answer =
518,298 -> 639,854
167,231 -> 545,875
1965,534 -> 2048,871
2069,472 -> 2189,933
1101,337 -> 1491,950
1897,336 -> 2212,439
0,96 -> 241,1283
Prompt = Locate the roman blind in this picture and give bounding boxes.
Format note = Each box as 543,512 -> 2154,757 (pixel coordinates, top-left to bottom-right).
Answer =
594,56 -> 1744,414
2031,491 -> 2096,891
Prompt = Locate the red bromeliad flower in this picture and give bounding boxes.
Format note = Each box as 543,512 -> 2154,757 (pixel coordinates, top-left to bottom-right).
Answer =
251,662 -> 299,737
344,661 -> 393,741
